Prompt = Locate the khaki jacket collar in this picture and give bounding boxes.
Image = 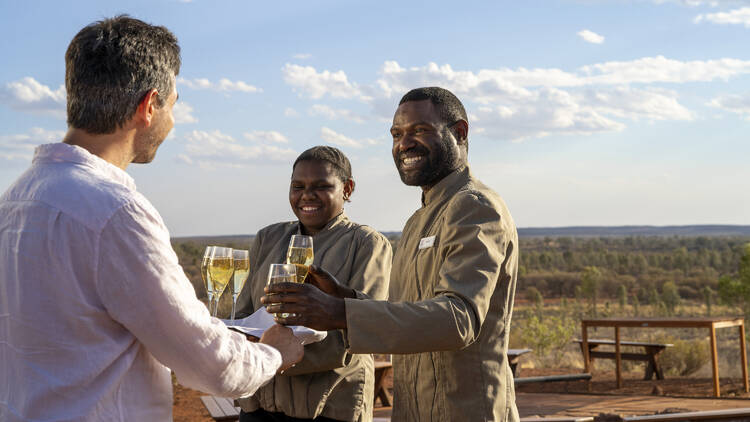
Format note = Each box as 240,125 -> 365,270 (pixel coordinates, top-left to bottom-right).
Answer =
421,165 -> 470,207
295,212 -> 349,237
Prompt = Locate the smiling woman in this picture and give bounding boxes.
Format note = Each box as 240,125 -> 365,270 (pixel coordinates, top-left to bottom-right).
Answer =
289,147 -> 354,235
227,145 -> 393,422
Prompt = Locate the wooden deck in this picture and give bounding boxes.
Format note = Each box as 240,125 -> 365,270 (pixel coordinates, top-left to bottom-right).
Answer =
372,392 -> 750,421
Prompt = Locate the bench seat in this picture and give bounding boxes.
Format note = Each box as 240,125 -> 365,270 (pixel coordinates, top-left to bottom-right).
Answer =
508,348 -> 532,376
200,396 -> 239,421
574,339 -> 673,380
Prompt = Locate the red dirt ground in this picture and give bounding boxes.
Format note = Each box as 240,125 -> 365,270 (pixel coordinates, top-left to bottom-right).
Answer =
172,367 -> 750,421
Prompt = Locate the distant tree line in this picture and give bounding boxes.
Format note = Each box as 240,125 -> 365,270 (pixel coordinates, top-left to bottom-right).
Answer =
171,234 -> 750,313
517,236 -> 750,304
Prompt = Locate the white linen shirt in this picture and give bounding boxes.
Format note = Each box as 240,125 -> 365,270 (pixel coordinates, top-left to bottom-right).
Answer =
0,143 -> 281,421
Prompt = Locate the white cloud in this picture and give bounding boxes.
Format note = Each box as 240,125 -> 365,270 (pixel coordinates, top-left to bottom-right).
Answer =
243,130 -> 289,143
376,57 -> 750,94
284,107 -> 300,117
293,53 -> 312,60
308,104 -> 365,123
178,77 -> 261,93
653,0 -> 750,6
285,57 -> 750,142
282,64 -> 365,100
580,56 -> 750,85
320,127 -> 379,148
0,77 -> 66,117
695,7 -> 750,26
708,93 -> 750,119
581,87 -> 693,121
175,153 -> 193,164
472,88 -> 626,142
577,29 -> 605,44
0,127 -> 66,162
173,102 -> 197,124
180,130 -> 297,168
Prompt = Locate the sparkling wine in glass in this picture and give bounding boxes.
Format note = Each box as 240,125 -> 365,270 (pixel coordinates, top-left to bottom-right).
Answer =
230,249 -> 250,320
201,246 -> 216,314
266,263 -> 297,318
208,246 -> 234,317
286,235 -> 313,283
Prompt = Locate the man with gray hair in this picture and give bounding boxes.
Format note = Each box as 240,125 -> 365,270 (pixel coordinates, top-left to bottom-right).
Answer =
0,16 -> 302,421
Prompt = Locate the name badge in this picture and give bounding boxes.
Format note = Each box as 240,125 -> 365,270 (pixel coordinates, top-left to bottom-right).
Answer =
419,235 -> 436,250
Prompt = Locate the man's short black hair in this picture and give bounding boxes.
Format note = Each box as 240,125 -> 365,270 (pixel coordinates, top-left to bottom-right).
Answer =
293,145 -> 353,184
398,87 -> 468,126
65,15 -> 181,134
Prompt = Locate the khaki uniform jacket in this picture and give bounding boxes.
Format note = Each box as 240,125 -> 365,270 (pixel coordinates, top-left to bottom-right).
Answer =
344,166 -> 519,422
235,213 -> 392,421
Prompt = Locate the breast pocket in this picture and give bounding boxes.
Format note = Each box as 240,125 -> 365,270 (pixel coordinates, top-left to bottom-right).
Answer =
415,234 -> 440,299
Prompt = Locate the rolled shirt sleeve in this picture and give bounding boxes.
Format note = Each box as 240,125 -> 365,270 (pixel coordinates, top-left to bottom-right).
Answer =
95,200 -> 281,397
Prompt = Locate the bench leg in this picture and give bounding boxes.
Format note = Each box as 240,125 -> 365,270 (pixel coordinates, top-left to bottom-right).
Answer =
373,367 -> 392,407
510,361 -> 518,377
644,361 -> 655,380
644,347 -> 665,380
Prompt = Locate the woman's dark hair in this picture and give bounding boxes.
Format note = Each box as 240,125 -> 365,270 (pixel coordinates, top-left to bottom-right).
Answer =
292,146 -> 353,183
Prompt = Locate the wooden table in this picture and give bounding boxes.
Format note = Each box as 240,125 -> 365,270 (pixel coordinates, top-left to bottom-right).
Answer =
581,317 -> 749,397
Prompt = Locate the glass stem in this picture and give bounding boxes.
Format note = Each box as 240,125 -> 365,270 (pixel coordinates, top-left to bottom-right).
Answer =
231,295 -> 238,320
207,292 -> 214,316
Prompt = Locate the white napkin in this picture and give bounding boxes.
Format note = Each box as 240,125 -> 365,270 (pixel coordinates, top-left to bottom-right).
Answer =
221,307 -> 327,346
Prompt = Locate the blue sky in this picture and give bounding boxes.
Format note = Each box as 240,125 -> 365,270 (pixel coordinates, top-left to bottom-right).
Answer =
1,0 -> 749,236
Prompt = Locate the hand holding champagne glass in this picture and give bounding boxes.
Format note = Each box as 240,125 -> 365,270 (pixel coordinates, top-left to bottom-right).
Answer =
208,246 -> 234,317
230,249 -> 250,320
266,263 -> 297,318
201,246 -> 216,313
286,235 -> 313,283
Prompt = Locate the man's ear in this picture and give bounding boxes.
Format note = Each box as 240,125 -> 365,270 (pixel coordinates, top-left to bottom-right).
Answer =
450,119 -> 468,146
135,89 -> 159,127
343,179 -> 355,202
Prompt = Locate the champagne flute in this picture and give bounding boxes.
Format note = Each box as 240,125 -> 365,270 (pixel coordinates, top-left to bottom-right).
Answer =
201,246 -> 216,313
286,235 -> 314,283
266,263 -> 297,318
230,249 -> 250,320
208,246 -> 234,317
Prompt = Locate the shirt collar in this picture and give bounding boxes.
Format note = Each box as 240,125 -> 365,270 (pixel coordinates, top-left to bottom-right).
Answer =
421,165 -> 470,207
295,212 -> 349,237
33,143 -> 137,191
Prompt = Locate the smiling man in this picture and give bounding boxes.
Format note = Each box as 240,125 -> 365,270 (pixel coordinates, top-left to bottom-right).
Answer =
264,87 -> 520,421
0,16 -> 302,421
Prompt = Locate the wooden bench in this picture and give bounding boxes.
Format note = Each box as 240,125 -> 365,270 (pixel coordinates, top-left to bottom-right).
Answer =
574,339 -> 672,380
508,348 -> 532,377
200,396 -> 239,421
374,360 -> 393,407
514,373 -> 592,385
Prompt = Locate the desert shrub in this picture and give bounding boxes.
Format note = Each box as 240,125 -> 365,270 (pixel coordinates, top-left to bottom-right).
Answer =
658,337 -> 710,376
526,286 -> 544,313
519,313 -> 577,366
662,281 -> 681,316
